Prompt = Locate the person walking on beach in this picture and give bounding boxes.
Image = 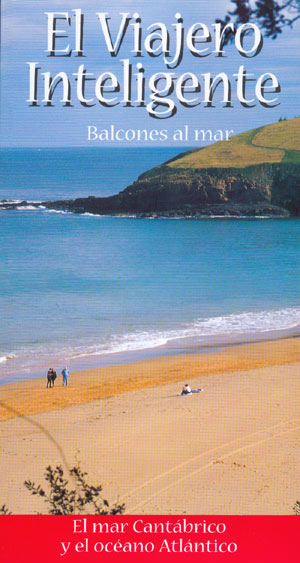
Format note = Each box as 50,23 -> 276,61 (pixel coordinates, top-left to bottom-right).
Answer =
47,368 -> 56,388
52,369 -> 57,386
62,367 -> 69,387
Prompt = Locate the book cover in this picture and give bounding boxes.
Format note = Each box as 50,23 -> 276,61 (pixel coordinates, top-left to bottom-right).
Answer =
0,1 -> 299,561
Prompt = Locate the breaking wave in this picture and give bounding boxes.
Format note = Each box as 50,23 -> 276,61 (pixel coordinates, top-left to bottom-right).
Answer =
67,307 -> 300,359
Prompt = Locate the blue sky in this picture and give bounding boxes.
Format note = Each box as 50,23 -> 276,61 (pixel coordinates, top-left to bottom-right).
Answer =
1,0 -> 300,147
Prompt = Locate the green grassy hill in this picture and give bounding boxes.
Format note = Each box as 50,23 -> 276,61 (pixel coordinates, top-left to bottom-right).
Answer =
166,118 -> 300,170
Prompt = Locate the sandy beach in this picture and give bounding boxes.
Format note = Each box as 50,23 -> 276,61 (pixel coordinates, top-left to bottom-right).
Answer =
0,338 -> 299,514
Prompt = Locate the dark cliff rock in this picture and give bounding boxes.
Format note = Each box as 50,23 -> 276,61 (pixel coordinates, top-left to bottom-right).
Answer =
117,162 -> 299,214
37,161 -> 298,217
1,161 -> 298,218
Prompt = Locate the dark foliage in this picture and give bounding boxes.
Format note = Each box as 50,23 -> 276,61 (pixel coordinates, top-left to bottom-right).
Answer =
293,500 -> 300,515
24,464 -> 125,515
217,1 -> 300,44
0,504 -> 12,515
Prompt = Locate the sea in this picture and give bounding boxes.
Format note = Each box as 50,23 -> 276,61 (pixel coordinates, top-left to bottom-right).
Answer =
1,148 -> 300,383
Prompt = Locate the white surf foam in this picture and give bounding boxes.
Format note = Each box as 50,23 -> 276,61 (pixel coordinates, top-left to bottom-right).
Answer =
0,354 -> 16,364
0,200 -> 22,205
1,307 -> 299,375
67,307 -> 300,359
16,205 -> 38,210
43,209 -> 71,214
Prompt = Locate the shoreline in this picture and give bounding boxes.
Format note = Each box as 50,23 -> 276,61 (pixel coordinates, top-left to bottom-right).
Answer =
1,323 -> 300,386
0,201 -> 293,219
0,337 -> 299,422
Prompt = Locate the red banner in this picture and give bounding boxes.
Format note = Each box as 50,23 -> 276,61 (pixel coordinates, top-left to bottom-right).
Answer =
0,516 -> 298,562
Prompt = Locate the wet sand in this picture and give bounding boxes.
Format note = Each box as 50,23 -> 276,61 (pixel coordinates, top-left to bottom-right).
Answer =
0,338 -> 299,514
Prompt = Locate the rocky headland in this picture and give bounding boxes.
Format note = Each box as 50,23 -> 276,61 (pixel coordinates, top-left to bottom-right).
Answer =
2,118 -> 300,218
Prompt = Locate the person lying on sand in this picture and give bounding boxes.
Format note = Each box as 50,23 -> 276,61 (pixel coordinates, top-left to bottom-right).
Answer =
179,384 -> 203,395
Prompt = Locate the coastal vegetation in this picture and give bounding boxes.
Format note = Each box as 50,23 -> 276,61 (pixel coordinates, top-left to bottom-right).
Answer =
166,118 -> 300,169
294,500 -> 300,515
218,1 -> 300,42
1,463 -> 125,515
